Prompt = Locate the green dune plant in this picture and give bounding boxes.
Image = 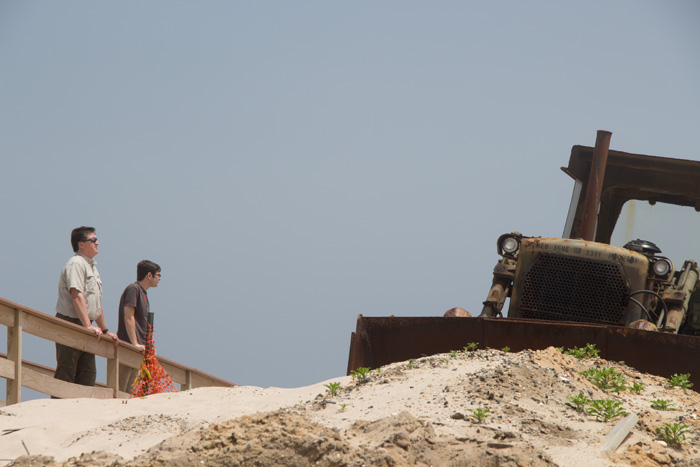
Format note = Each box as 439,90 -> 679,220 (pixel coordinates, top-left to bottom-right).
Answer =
587,399 -> 627,422
567,393 -> 591,413
324,382 -> 342,396
667,373 -> 693,390
580,367 -> 627,393
562,343 -> 600,359
656,423 -> 691,449
467,407 -> 490,423
351,367 -> 372,385
650,399 -> 674,411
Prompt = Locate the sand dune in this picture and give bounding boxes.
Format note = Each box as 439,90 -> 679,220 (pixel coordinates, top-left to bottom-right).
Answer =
2,347 -> 699,466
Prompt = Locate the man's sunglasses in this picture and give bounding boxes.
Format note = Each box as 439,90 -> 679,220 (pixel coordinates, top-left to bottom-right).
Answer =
82,237 -> 98,243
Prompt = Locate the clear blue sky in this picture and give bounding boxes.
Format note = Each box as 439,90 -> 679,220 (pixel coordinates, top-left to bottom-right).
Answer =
1,1 -> 699,396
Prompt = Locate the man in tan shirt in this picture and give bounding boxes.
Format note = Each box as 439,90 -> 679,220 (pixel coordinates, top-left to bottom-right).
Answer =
54,226 -> 118,386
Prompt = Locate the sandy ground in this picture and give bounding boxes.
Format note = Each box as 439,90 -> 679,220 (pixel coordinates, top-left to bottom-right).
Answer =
2,347 -> 699,466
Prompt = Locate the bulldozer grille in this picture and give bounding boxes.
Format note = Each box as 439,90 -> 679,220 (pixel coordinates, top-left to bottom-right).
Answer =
515,253 -> 628,325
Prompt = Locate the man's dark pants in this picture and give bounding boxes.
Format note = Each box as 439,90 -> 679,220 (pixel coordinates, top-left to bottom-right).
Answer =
54,313 -> 97,386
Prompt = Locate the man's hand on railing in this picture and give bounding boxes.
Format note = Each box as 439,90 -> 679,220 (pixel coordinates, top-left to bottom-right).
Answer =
103,331 -> 119,346
94,327 -> 120,346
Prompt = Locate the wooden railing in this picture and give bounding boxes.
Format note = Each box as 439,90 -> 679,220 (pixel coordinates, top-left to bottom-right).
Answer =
0,296 -> 236,405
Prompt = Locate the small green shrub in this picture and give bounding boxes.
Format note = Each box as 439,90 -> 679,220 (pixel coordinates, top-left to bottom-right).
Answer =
650,399 -> 674,411
656,422 -> 691,448
467,408 -> 490,423
563,346 -> 586,359
667,373 -> 693,390
324,382 -> 342,396
449,350 -> 460,358
463,342 -> 479,352
407,359 -> 416,368
567,393 -> 591,413
563,343 -> 600,359
588,399 -> 628,422
501,346 -> 510,352
629,382 -> 645,394
580,367 -> 627,393
351,367 -> 372,385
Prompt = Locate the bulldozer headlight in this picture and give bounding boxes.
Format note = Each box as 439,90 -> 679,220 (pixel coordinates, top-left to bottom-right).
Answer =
501,236 -> 520,254
652,258 -> 672,277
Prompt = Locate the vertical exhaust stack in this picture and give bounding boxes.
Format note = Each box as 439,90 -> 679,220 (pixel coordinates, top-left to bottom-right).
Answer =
579,130 -> 613,241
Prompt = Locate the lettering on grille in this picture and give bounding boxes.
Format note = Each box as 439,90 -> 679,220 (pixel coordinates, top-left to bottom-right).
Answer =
517,253 -> 628,325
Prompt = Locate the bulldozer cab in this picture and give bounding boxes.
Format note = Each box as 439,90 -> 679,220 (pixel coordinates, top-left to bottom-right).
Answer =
562,145 -> 700,246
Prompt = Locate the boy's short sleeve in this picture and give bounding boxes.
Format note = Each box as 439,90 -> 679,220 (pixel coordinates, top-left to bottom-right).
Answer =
123,284 -> 140,308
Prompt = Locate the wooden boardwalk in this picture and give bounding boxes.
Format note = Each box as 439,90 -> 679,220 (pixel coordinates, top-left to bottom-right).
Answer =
0,296 -> 236,405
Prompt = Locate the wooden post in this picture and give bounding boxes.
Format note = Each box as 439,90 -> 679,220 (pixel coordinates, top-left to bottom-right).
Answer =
183,369 -> 192,391
6,308 -> 23,405
107,346 -> 120,398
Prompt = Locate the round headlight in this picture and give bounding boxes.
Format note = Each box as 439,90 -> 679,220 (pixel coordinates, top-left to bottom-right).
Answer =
652,259 -> 671,277
502,237 -> 519,254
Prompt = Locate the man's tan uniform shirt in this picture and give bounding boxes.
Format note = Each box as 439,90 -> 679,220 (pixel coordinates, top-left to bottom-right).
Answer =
55,253 -> 103,321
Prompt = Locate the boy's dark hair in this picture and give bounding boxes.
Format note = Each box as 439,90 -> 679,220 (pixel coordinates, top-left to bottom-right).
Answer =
137,260 -> 161,281
71,226 -> 96,252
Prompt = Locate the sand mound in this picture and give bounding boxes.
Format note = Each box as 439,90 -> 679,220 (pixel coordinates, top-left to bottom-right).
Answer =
4,347 -> 700,466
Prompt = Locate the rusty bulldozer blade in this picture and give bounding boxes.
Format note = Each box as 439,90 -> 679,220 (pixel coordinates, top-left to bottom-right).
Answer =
347,315 -> 700,389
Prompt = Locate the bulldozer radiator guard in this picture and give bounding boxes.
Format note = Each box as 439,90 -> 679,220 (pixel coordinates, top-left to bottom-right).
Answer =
347,315 -> 700,389
513,252 -> 629,325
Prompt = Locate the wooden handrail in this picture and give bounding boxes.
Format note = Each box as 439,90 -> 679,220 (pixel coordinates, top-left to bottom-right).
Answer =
0,296 -> 236,405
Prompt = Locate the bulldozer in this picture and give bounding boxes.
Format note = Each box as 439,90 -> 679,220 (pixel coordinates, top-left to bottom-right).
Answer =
347,130 -> 700,387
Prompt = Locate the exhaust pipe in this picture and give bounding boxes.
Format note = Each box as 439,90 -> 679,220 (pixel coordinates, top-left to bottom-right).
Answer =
579,130 -> 612,241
